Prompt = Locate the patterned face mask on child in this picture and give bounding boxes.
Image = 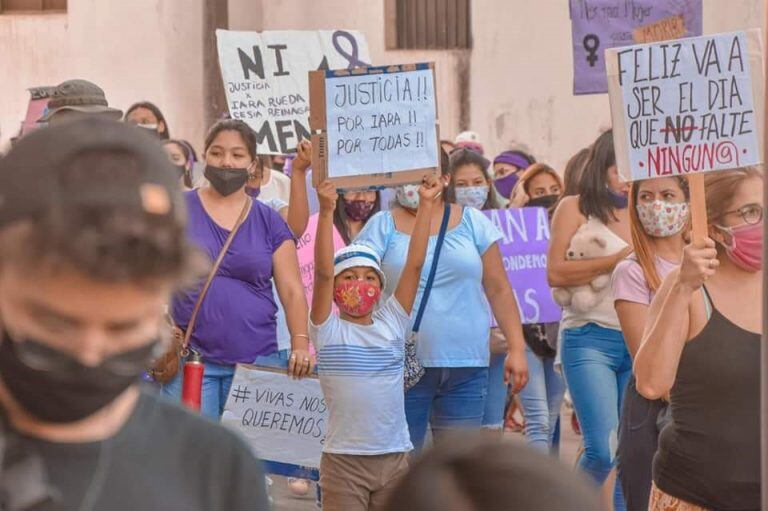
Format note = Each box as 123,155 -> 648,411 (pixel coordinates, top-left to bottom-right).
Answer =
333,280 -> 381,317
636,200 -> 689,238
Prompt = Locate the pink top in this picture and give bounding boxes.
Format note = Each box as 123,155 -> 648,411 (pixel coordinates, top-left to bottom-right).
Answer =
611,254 -> 678,306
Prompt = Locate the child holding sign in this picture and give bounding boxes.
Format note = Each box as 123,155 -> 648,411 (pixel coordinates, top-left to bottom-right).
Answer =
310,176 -> 442,511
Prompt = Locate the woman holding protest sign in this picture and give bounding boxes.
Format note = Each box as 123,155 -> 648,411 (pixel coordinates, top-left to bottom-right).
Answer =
355,149 -> 528,451
498,163 -> 567,452
548,129 -> 632,510
160,119 -> 312,419
611,176 -> 689,511
634,167 -> 762,511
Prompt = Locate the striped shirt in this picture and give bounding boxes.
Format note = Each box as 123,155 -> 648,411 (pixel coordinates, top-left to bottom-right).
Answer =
310,296 -> 413,455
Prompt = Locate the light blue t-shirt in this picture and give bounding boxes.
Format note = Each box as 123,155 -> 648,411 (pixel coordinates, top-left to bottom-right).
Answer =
356,207 -> 503,367
310,296 -> 413,455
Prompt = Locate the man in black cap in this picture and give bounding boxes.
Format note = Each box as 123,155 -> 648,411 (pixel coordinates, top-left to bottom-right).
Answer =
37,79 -> 122,125
0,119 -> 268,510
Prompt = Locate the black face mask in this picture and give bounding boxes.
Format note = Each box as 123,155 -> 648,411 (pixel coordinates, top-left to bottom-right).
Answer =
174,164 -> 188,178
0,331 -> 156,423
204,164 -> 249,197
527,194 -> 560,209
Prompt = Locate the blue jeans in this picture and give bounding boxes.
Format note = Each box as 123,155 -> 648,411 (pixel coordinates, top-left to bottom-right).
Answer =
405,367 -> 489,452
481,354 -> 507,429
161,360 -> 235,420
518,345 -> 566,453
562,323 -> 632,511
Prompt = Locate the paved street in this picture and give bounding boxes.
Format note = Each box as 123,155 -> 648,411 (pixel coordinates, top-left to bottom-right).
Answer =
271,408 -> 582,510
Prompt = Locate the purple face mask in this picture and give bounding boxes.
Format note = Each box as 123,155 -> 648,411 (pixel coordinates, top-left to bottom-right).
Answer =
493,172 -> 519,200
344,200 -> 376,221
245,186 -> 261,199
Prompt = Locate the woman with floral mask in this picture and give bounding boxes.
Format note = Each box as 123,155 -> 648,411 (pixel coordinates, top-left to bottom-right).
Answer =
161,120 -> 312,419
611,176 -> 689,511
446,148 -> 498,211
635,167 -> 762,511
548,130 -> 632,510
334,190 -> 382,245
356,150 -> 528,451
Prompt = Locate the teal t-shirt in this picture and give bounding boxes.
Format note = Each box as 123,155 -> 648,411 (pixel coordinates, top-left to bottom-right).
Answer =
355,207 -> 502,367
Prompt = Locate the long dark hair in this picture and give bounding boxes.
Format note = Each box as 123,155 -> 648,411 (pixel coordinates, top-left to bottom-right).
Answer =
333,192 -> 382,245
578,130 -> 618,224
125,101 -> 170,140
445,148 -> 499,210
563,147 -> 590,197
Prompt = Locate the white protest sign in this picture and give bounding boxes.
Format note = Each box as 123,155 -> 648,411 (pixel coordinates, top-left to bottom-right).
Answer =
216,29 -> 371,155
222,365 -> 327,470
325,64 -> 438,178
607,30 -> 764,181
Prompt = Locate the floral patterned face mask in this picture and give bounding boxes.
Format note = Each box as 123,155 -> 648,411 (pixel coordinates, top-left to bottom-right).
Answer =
396,184 -> 420,210
333,280 -> 381,317
636,200 -> 689,238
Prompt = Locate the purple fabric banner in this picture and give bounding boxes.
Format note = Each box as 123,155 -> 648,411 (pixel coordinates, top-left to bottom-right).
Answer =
569,0 -> 702,95
484,208 -> 561,325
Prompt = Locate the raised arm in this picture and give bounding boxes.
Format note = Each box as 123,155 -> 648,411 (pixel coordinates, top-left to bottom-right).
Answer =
394,176 -> 443,314
482,245 -> 528,392
285,140 -> 312,236
310,181 -> 338,326
273,239 -> 312,379
547,196 -> 629,287
634,240 -> 718,399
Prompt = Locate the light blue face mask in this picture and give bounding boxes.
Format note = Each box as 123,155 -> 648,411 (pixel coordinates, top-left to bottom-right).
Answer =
455,185 -> 489,209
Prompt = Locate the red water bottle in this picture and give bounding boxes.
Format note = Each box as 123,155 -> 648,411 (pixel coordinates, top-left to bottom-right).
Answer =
181,349 -> 204,411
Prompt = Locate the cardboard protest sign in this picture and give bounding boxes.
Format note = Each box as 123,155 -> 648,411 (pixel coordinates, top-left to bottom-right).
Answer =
297,213 -> 346,304
569,0 -> 702,95
222,364 -> 327,479
484,208 -> 561,324
216,29 -> 371,155
606,30 -> 764,183
309,63 -> 439,190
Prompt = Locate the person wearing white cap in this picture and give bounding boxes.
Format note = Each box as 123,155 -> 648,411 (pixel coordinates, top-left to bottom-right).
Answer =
309,176 -> 442,511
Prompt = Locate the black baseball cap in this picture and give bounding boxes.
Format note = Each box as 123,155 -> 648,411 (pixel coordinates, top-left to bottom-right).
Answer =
0,117 -> 185,229
38,79 -> 122,122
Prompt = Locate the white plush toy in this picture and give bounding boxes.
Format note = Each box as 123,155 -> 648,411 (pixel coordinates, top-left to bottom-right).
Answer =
552,220 -> 613,313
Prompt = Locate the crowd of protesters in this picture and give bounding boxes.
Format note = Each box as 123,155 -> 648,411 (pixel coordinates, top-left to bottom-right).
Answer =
0,76 -> 761,511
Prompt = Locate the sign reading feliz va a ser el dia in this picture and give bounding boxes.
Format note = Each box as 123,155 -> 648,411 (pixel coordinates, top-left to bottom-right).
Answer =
606,30 -> 764,182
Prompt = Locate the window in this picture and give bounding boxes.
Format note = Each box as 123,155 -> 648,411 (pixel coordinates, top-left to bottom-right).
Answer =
0,0 -> 66,13
385,0 -> 471,50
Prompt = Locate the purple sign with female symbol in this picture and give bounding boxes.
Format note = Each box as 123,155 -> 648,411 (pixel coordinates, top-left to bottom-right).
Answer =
569,0 -> 702,95
484,208 -> 561,325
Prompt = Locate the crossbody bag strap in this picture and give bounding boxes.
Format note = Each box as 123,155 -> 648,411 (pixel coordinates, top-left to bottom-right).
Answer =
412,203 -> 452,333
182,197 -> 252,350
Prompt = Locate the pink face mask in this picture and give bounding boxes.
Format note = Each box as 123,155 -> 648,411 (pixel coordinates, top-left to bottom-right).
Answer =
717,221 -> 763,271
333,280 -> 381,317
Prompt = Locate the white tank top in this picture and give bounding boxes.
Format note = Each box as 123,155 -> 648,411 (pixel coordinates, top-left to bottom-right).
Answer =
559,216 -> 627,332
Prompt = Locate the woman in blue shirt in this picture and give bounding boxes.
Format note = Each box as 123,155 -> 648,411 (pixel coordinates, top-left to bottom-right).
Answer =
356,150 -> 528,450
